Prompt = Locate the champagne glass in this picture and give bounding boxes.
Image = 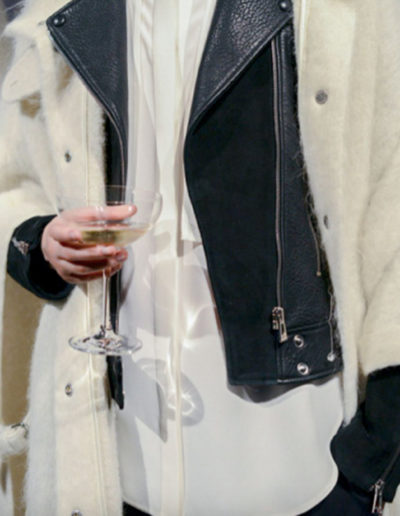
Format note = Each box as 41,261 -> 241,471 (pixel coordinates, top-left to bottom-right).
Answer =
58,186 -> 162,355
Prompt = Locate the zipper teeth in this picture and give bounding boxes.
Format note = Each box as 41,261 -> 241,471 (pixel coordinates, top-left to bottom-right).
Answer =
378,440 -> 400,484
271,39 -> 283,308
305,194 -> 322,276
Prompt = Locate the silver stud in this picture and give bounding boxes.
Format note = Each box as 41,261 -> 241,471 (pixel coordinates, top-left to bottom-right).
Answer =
53,15 -> 66,27
65,151 -> 72,162
297,363 -> 310,376
327,352 -> 336,362
294,335 -> 305,348
279,1 -> 289,10
315,90 -> 328,105
65,383 -> 73,397
323,215 -> 329,228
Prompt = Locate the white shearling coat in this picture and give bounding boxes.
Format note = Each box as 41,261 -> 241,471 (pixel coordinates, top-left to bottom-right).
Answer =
1,0 -> 400,514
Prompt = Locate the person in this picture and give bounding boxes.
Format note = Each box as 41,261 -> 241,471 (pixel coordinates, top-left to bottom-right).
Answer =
1,0 -> 400,514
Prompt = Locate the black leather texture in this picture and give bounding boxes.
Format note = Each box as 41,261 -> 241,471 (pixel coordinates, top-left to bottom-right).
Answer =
188,0 -> 292,132
185,14 -> 341,384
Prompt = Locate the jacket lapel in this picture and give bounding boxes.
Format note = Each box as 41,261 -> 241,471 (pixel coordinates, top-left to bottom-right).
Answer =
188,0 -> 292,133
46,0 -> 128,181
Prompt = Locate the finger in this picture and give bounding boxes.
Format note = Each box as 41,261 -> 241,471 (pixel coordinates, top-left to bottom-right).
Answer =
61,205 -> 136,223
68,263 -> 122,283
58,260 -> 110,277
49,222 -> 82,244
105,262 -> 123,278
65,270 -> 105,284
57,243 -> 125,263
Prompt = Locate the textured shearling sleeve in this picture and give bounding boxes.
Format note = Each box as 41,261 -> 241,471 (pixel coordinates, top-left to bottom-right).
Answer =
7,215 -> 74,300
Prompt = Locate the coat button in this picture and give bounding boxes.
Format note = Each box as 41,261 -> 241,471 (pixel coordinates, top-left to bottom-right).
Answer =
53,15 -> 66,27
293,335 -> 305,348
297,363 -> 310,376
323,215 -> 329,228
279,1 -> 289,10
65,383 -> 73,397
315,90 -> 328,105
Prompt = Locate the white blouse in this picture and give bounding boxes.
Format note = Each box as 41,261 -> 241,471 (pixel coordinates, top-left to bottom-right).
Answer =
117,1 -> 344,515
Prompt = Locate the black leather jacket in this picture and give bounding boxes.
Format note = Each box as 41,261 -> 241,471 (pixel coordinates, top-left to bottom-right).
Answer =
46,0 -> 341,387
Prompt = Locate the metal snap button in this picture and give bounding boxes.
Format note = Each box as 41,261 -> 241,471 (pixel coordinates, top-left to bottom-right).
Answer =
64,151 -> 72,162
53,15 -> 66,27
315,90 -> 328,105
297,363 -> 310,376
323,215 -> 329,229
327,352 -> 336,362
65,383 -> 73,397
293,335 -> 305,349
279,1 -> 289,10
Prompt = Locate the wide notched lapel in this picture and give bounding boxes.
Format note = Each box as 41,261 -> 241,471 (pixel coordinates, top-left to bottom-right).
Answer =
188,0 -> 292,133
47,0 -> 128,178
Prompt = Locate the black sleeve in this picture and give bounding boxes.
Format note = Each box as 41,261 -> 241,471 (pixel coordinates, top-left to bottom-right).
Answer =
7,215 -> 74,301
331,366 -> 400,503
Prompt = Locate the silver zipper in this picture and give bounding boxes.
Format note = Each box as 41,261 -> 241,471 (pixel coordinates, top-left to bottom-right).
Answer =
272,306 -> 288,342
371,479 -> 385,515
271,39 -> 288,343
369,438 -> 400,514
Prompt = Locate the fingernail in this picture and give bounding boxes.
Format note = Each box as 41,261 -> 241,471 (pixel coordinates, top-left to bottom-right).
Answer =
101,246 -> 114,255
116,252 -> 126,262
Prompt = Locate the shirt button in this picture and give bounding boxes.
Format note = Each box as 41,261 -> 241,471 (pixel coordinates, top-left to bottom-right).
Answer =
315,90 -> 328,105
65,151 -> 72,162
65,383 -> 73,397
323,215 -> 329,228
297,363 -> 310,376
53,15 -> 66,27
71,510 -> 82,516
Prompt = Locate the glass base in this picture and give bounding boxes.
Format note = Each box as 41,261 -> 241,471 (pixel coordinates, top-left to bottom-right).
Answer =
69,327 -> 142,356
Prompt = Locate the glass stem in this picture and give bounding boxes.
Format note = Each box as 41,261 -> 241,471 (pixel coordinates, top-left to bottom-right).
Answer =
102,270 -> 110,334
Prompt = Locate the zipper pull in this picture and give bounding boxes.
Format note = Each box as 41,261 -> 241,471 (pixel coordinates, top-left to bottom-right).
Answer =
272,307 -> 288,343
371,479 -> 385,515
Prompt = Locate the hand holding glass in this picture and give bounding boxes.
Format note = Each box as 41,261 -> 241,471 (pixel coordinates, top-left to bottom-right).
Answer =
58,187 -> 162,355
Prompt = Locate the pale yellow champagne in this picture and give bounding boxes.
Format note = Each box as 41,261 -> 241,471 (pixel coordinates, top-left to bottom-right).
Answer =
80,224 -> 150,246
